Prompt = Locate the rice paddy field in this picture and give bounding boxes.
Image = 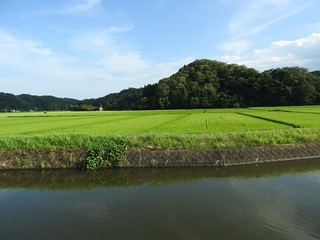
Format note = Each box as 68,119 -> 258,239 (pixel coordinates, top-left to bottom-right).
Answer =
0,106 -> 320,150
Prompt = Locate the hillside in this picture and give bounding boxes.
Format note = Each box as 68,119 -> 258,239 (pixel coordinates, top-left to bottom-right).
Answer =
2,59 -> 320,111
311,70 -> 320,77
83,59 -> 320,110
0,93 -> 79,112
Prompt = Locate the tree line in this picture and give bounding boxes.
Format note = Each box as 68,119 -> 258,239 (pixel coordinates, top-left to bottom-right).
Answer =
0,93 -> 79,112
83,59 -> 320,110
2,59 -> 320,111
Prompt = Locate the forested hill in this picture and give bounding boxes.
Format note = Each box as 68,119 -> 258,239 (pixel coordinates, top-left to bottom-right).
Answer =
83,59 -> 320,110
2,59 -> 320,111
312,70 -> 320,77
0,93 -> 79,112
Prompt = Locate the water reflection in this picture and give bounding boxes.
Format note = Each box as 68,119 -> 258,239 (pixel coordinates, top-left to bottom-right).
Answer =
1,158 -> 320,189
1,159 -> 320,240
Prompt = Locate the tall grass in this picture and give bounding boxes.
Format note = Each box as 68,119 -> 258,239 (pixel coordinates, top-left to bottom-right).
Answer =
0,128 -> 319,151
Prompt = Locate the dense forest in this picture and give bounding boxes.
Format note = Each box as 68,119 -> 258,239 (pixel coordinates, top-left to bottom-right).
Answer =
0,93 -> 79,112
1,59 -> 320,111
83,59 -> 320,110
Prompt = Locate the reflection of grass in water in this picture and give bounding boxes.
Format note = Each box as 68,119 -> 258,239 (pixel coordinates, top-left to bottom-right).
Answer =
1,158 -> 320,190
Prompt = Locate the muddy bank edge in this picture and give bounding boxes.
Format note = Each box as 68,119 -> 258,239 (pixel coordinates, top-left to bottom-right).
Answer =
1,142 -> 320,169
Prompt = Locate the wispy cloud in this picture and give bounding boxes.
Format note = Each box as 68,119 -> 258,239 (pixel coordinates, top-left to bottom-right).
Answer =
21,0 -> 102,19
217,40 -> 251,54
220,32 -> 320,71
217,0 -> 316,57
70,28 -> 193,82
228,0 -> 314,38
59,0 -> 102,15
72,25 -> 134,51
0,29 -> 192,98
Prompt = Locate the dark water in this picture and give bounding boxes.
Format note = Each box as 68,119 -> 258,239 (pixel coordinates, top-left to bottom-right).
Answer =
1,159 -> 320,240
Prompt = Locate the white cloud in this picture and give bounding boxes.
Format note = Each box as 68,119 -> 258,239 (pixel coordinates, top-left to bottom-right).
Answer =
217,0 -> 317,63
98,52 -> 149,74
217,40 -> 251,54
60,0 -> 102,15
220,32 -> 320,71
70,28 -> 193,81
2,31 -> 87,69
0,30 -> 193,99
73,0 -> 100,11
72,25 -> 134,51
272,33 -> 320,48
228,0 -> 314,38
0,30 -> 124,98
21,0 -> 102,19
70,28 -> 150,75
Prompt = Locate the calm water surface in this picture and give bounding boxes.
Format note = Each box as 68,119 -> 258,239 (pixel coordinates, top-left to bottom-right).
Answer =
1,159 -> 320,240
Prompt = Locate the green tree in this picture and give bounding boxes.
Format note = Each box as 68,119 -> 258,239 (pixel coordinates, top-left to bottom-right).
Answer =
156,80 -> 170,109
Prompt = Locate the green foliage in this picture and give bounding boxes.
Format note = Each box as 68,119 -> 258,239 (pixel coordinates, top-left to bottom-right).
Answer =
2,59 -> 320,111
260,67 -> 318,106
104,139 -> 128,167
85,59 -> 320,110
69,104 -> 94,111
0,93 -> 79,112
311,70 -> 320,77
84,139 -> 128,170
0,107 -> 320,156
237,112 -> 301,128
85,145 -> 106,170
1,107 -> 320,137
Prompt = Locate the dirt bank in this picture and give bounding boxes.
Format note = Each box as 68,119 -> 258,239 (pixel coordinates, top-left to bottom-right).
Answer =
0,142 -> 320,169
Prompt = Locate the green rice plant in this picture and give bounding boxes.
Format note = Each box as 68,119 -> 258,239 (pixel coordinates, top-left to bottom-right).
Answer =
237,112 -> 300,128
1,107 -> 320,152
0,108 -> 316,135
241,110 -> 320,128
250,105 -> 320,114
150,112 -> 290,133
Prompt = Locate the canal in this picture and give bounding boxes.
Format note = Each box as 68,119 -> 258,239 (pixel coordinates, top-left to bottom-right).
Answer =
1,159 -> 320,240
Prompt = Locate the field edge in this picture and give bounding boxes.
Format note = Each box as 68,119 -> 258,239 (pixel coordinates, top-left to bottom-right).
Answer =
0,141 -> 320,169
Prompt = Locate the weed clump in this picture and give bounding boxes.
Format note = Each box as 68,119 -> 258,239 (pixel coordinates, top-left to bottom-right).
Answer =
84,139 -> 128,170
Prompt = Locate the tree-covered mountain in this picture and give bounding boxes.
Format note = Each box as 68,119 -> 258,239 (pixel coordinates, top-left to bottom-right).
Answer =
2,59 -> 320,111
0,93 -> 79,112
83,59 -> 320,110
311,70 -> 320,77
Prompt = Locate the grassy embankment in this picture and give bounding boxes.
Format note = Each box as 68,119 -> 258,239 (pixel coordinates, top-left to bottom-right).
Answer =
1,105 -> 320,151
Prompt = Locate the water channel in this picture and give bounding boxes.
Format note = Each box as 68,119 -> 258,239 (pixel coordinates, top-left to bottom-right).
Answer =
1,159 -> 320,240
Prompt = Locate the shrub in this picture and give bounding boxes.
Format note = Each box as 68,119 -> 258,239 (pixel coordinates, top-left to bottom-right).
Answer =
84,138 -> 128,170
85,145 -> 105,170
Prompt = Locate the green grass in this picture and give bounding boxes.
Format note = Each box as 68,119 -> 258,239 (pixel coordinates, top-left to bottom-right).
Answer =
240,110 -> 320,128
251,105 -> 320,114
0,106 -> 320,150
0,109 -> 292,135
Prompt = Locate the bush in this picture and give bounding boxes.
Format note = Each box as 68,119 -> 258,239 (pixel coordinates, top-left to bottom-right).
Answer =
85,145 -> 105,170
84,139 -> 128,170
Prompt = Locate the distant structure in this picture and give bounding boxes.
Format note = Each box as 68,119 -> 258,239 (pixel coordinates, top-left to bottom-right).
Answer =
99,103 -> 103,111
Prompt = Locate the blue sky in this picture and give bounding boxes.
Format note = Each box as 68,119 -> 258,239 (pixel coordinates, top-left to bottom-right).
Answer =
1,0 -> 320,99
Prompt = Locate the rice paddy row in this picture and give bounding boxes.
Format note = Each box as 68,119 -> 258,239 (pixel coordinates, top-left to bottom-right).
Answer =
0,106 -> 320,150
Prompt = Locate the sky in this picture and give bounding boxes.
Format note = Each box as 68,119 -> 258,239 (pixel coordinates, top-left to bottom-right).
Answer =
1,0 -> 320,99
